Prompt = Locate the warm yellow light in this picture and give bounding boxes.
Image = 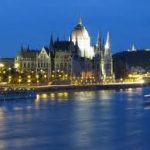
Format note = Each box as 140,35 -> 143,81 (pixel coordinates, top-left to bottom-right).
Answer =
15,63 -> 19,69
58,93 -> 63,97
18,79 -> 22,83
36,75 -> 39,78
50,93 -> 55,98
64,92 -> 68,97
27,79 -> 31,83
28,75 -> 31,78
139,79 -> 145,84
8,76 -> 12,79
41,93 -> 48,99
0,63 -> 4,68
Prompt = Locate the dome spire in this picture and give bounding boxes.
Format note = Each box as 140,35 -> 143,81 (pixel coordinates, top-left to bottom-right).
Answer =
78,17 -> 82,25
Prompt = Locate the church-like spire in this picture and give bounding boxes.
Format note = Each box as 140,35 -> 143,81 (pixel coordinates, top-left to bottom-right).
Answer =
105,32 -> 111,50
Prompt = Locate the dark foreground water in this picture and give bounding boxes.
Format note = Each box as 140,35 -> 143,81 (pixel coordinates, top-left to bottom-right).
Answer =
0,87 -> 150,150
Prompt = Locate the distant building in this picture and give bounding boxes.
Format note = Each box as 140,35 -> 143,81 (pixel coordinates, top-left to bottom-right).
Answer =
113,50 -> 150,79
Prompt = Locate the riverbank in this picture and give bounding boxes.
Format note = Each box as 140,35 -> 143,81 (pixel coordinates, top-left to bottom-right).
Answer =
1,82 -> 149,93
34,82 -> 147,93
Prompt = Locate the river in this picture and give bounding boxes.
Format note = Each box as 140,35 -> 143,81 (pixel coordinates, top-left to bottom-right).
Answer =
0,87 -> 150,150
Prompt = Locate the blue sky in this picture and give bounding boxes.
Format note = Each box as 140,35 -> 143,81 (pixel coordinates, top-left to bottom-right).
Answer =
0,0 -> 150,57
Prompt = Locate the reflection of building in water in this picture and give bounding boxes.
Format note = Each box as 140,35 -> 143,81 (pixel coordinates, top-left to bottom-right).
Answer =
36,92 -> 69,102
99,90 -> 114,101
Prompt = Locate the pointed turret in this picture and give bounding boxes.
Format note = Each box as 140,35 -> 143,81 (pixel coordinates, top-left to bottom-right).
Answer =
49,34 -> 54,49
57,35 -> 59,42
96,32 -> 102,48
105,32 -> 111,50
27,45 -> 30,51
21,44 -> 24,51
131,44 -> 136,51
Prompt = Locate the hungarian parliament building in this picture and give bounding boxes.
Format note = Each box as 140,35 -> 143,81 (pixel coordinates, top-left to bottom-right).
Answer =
15,18 -> 114,81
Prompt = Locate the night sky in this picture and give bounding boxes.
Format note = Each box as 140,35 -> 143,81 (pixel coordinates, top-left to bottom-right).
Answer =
0,0 -> 150,57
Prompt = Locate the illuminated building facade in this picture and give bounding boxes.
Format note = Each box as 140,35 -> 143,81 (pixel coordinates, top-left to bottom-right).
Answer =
0,58 -> 14,69
52,41 -> 74,76
100,32 -> 114,81
15,47 -> 51,73
14,18 -> 114,82
50,39 -> 93,78
70,18 -> 114,81
70,18 -> 95,59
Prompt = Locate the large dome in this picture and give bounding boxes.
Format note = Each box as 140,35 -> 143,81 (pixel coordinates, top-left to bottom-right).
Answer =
71,21 -> 90,39
70,18 -> 95,59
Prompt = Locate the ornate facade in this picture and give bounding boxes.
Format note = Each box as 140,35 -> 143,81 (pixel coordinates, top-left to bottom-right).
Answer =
14,18 -> 114,82
15,47 -> 51,74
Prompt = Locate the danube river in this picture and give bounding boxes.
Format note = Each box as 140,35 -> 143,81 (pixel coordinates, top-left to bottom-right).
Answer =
0,87 -> 150,150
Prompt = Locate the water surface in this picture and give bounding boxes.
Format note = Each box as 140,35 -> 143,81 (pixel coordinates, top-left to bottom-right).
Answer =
0,87 -> 150,150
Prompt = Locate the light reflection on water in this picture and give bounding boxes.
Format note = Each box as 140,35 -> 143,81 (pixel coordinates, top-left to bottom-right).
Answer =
0,87 -> 150,150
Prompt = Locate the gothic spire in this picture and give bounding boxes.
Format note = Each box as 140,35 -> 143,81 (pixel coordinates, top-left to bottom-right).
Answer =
96,32 -> 102,48
131,44 -> 136,51
49,34 -> 54,49
27,45 -> 30,51
105,32 -> 111,50
57,35 -> 59,42
21,44 -> 24,51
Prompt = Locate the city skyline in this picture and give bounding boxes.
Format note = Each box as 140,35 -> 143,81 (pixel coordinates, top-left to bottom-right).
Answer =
0,0 -> 150,57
